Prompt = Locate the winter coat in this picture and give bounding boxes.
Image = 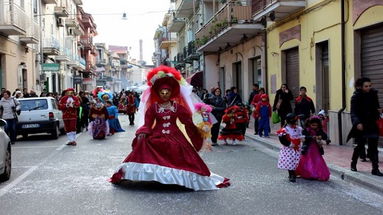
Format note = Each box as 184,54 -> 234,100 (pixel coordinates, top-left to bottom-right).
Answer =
227,92 -> 242,107
0,97 -> 21,120
204,95 -> 226,120
347,89 -> 380,141
273,89 -> 293,116
294,96 -> 316,119
248,90 -> 259,106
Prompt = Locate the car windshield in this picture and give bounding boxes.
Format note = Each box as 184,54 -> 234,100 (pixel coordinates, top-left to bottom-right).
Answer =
20,99 -> 48,111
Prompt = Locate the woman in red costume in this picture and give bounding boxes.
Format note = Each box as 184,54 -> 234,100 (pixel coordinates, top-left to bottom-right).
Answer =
110,66 -> 230,191
59,88 -> 80,146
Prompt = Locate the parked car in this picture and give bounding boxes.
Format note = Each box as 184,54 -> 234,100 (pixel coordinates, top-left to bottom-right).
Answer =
0,119 -> 11,182
16,97 -> 64,139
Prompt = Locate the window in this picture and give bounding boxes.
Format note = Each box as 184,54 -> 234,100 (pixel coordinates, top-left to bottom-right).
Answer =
20,99 -> 48,111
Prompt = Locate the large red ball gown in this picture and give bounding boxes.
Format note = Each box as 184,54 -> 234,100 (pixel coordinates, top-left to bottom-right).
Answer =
110,102 -> 230,191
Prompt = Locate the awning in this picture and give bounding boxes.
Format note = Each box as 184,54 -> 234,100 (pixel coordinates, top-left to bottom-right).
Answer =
186,71 -> 203,88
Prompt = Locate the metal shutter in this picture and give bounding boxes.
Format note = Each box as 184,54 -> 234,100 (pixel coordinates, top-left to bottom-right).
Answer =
361,25 -> 383,106
286,48 -> 300,98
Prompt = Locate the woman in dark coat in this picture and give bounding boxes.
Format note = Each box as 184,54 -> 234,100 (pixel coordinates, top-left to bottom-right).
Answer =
273,84 -> 294,127
204,87 -> 226,146
348,78 -> 383,176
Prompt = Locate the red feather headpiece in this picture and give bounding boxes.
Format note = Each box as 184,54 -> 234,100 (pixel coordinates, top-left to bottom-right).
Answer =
147,65 -> 182,86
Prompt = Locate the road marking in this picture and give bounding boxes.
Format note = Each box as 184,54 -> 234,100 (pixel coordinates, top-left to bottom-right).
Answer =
0,166 -> 38,197
13,146 -> 60,149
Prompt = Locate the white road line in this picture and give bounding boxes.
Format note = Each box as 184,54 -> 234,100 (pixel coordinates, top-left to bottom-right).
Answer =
0,166 -> 38,197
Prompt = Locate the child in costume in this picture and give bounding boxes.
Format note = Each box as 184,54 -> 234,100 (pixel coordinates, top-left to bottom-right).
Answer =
219,105 -> 245,144
193,103 -> 213,151
110,66 -> 230,191
296,117 -> 330,181
318,110 -> 331,145
277,113 -> 305,182
236,104 -> 249,136
254,94 -> 271,137
106,100 -> 125,135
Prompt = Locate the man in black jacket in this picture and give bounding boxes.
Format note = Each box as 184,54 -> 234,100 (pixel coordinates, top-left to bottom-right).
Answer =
348,78 -> 383,176
294,86 -> 315,127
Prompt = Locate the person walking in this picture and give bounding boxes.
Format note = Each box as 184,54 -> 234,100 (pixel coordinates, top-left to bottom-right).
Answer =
347,78 -> 383,176
126,91 -> 137,125
294,86 -> 316,127
251,88 -> 266,135
227,87 -> 242,107
79,91 -> 90,131
254,94 -> 272,137
273,84 -> 294,127
248,84 -> 259,106
0,91 -> 20,144
59,88 -> 80,146
204,87 -> 226,146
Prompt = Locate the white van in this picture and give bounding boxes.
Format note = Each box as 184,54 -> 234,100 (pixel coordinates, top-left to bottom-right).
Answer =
16,97 -> 64,139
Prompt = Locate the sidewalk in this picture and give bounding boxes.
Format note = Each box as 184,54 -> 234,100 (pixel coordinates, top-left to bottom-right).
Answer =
245,122 -> 383,194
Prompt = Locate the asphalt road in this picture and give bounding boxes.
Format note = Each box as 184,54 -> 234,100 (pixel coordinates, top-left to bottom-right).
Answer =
0,116 -> 382,215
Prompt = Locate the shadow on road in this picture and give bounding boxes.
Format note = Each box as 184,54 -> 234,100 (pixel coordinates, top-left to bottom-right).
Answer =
114,180 -> 194,193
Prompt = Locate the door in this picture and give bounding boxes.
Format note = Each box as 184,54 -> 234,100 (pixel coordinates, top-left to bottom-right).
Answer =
250,57 -> 262,87
22,69 -> 27,89
361,25 -> 383,107
316,41 -> 330,111
232,61 -> 242,97
284,47 -> 300,99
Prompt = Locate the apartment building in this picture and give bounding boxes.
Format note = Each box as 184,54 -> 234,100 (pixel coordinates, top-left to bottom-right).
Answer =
0,0 -> 41,92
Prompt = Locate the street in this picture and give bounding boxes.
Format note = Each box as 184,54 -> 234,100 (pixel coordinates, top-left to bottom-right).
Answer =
0,116 -> 382,215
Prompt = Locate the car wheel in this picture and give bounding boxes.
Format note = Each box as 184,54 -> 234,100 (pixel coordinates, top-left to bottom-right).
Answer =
0,143 -> 11,182
51,124 -> 60,139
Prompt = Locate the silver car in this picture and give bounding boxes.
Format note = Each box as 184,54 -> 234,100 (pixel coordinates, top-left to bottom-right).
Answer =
0,119 -> 11,182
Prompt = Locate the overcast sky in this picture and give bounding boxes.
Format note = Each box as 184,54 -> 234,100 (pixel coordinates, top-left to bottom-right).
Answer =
82,0 -> 170,64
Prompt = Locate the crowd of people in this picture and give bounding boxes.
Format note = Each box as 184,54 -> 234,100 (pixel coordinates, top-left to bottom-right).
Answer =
0,65 -> 381,192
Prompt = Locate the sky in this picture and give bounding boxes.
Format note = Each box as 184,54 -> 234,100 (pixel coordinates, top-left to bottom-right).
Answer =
82,0 -> 170,64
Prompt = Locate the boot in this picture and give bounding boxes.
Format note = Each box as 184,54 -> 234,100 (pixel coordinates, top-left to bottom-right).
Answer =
288,171 -> 296,182
371,169 -> 383,176
351,162 -> 357,172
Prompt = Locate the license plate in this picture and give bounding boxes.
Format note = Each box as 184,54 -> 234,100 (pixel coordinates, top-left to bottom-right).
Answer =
22,124 -> 40,128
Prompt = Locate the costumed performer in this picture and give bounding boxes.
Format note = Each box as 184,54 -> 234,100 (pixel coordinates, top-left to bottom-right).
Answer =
218,105 -> 245,144
126,91 -> 137,125
59,88 -> 80,146
106,100 -> 125,135
110,65 -> 230,191
193,103 -> 213,151
88,97 -> 109,139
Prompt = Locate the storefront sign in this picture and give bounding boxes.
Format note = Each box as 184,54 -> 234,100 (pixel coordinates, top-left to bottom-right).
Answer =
42,63 -> 60,71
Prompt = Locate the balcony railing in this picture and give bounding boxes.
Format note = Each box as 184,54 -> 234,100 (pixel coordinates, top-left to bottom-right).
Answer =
195,1 -> 252,46
252,0 -> 306,21
0,0 -> 27,36
20,20 -> 40,44
43,36 -> 60,55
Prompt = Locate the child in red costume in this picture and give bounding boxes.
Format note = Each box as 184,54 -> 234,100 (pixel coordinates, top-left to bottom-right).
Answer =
59,88 -> 80,146
219,105 -> 245,144
254,94 -> 272,137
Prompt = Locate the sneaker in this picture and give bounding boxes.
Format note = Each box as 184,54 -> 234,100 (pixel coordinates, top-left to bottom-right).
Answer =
371,169 -> 383,176
351,162 -> 357,172
212,142 -> 219,146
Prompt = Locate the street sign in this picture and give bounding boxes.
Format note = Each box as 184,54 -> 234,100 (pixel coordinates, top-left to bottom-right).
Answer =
73,75 -> 83,84
42,63 -> 60,71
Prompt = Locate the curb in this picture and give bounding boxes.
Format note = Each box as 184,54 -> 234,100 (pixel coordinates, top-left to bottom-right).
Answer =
246,133 -> 383,195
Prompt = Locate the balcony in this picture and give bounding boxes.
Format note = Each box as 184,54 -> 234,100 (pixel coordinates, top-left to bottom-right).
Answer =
43,36 -> 60,55
168,16 -> 185,32
73,0 -> 83,5
82,14 -> 96,29
55,48 -> 71,62
96,59 -> 107,67
54,6 -> 69,17
174,0 -> 194,18
195,1 -> 263,52
65,18 -> 78,28
0,1 -> 27,36
160,35 -> 177,49
42,0 -> 57,4
252,0 -> 306,22
19,20 -> 39,44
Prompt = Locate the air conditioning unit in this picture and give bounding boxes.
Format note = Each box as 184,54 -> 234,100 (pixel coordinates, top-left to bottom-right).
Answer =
57,18 -> 64,27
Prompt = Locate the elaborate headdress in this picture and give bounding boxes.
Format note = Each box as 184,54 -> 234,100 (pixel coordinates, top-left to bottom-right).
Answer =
98,90 -> 113,102
137,65 -> 198,126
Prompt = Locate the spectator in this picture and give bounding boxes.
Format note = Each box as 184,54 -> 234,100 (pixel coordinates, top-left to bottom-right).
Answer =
254,94 -> 271,137
0,90 -> 20,144
227,87 -> 242,107
347,77 -> 383,176
12,88 -> 20,96
248,84 -> 259,106
14,91 -> 23,99
23,88 -> 30,98
273,84 -> 294,127
29,90 -> 38,97
0,88 -> 6,100
204,87 -> 226,146
294,86 -> 315,127
251,88 -> 265,135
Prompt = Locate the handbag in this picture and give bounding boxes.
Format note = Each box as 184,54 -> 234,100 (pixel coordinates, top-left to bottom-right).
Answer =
377,117 -> 383,136
272,111 -> 281,124
13,98 -> 21,115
